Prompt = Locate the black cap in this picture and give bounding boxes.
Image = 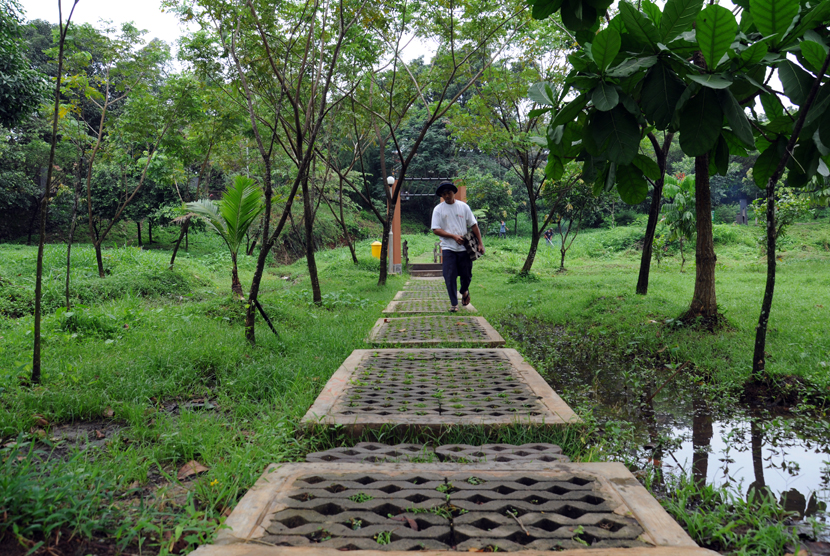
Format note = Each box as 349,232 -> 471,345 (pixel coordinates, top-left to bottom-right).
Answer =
436,181 -> 457,196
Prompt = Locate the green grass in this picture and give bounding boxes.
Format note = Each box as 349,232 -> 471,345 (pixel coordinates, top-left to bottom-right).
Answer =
0,220 -> 828,554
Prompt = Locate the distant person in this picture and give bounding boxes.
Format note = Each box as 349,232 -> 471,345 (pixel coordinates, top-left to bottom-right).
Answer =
431,181 -> 484,312
499,220 -> 508,238
544,228 -> 554,247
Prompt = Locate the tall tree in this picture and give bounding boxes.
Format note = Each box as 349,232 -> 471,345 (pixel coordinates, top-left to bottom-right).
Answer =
356,0 -> 526,285
32,0 -> 77,385
448,19 -> 572,274
172,0 -> 379,342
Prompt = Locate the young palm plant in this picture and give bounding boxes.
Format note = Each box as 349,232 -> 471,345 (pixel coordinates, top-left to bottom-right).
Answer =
187,176 -> 265,299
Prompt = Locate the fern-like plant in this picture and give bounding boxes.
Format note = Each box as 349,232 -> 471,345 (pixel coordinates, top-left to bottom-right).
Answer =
187,176 -> 265,299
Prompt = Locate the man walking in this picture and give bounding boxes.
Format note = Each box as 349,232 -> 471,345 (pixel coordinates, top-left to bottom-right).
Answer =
544,228 -> 554,247
431,181 -> 484,312
498,220 -> 508,238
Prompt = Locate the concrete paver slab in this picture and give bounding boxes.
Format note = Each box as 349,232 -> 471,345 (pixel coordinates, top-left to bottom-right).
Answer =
306,443 -> 436,463
393,290 -> 445,300
436,443 -> 570,464
367,317 -> 505,347
191,462 -> 718,555
301,349 -> 578,431
383,299 -> 476,314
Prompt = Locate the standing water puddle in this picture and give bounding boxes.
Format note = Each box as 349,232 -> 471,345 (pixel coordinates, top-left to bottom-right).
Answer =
503,318 -> 830,535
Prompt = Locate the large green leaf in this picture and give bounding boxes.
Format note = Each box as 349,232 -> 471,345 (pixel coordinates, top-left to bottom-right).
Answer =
804,83 -> 830,130
800,40 -> 829,74
722,129 -> 750,156
739,41 -> 769,66
760,92 -> 784,119
696,5 -> 738,70
679,88 -> 724,156
552,94 -> 588,127
821,108 -> 830,148
779,60 -> 813,105
633,153 -> 661,180
592,81 -> 620,111
688,73 -> 734,89
642,0 -> 662,26
592,28 -> 622,71
561,0 -> 599,31
719,89 -> 755,148
590,106 -> 641,164
616,164 -> 649,204
785,0 -> 830,44
606,56 -> 658,78
531,0 -> 565,20
620,2 -> 660,50
545,156 -> 566,181
749,0 -> 799,42
712,134 -> 730,175
528,81 -> 557,106
753,141 -> 782,188
660,0 -> 704,42
641,62 -> 686,129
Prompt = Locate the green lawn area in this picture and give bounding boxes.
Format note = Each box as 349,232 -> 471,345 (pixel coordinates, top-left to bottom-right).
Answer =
1,220 -> 828,554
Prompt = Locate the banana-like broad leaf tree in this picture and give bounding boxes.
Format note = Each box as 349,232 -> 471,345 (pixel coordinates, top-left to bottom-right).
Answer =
661,174 -> 697,273
187,176 -> 265,299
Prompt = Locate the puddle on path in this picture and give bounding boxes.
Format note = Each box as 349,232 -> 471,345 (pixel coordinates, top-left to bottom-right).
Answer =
502,318 -> 830,534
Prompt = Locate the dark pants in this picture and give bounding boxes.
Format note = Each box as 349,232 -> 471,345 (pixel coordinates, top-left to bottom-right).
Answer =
442,249 -> 473,307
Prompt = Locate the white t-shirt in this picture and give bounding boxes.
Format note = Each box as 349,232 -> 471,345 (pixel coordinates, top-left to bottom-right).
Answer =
431,200 -> 477,252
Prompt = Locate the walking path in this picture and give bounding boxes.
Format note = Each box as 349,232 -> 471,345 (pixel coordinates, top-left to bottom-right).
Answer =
193,278 -> 717,555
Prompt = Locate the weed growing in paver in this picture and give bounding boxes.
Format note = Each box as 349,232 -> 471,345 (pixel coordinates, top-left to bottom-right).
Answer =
348,492 -> 374,503
374,530 -> 392,544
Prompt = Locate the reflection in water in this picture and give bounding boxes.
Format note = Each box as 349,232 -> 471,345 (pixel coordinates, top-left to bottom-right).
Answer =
692,395 -> 713,488
501,319 -> 830,534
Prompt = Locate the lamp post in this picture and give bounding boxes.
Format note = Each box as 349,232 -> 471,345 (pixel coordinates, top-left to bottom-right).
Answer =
387,176 -> 395,274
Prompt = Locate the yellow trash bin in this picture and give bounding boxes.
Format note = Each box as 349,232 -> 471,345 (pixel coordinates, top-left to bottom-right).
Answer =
371,241 -> 382,259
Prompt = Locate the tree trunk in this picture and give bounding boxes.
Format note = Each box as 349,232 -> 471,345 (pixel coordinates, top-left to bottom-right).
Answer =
148,219 -> 153,244
751,51 -> 830,380
65,164 -> 82,309
560,245 -> 566,271
94,240 -> 105,277
377,204 -> 391,287
231,255 -> 244,299
680,238 -> 686,273
137,221 -> 142,246
301,177 -> 322,304
339,178 -> 357,264
636,134 -> 672,295
691,395 -> 712,487
34,8 -> 72,384
519,177 -> 540,275
169,219 -> 189,270
683,154 -> 718,320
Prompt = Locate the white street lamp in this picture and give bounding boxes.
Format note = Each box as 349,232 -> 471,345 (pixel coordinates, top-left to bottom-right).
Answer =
387,176 -> 395,186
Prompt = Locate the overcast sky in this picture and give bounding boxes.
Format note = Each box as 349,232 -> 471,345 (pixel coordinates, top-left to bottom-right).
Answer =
20,0 -> 189,47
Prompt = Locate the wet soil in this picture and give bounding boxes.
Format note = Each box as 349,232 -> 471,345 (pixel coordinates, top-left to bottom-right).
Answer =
501,315 -> 830,537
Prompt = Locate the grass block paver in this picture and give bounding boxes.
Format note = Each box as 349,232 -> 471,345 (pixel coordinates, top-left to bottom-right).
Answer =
306,443 -> 435,463
403,280 -> 446,293
301,349 -> 578,431
393,290 -> 445,301
367,316 -> 505,347
436,443 -> 570,464
383,299 -> 476,314
191,462 -> 718,555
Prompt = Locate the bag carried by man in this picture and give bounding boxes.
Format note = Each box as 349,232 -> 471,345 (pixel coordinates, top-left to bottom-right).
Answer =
462,232 -> 484,261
